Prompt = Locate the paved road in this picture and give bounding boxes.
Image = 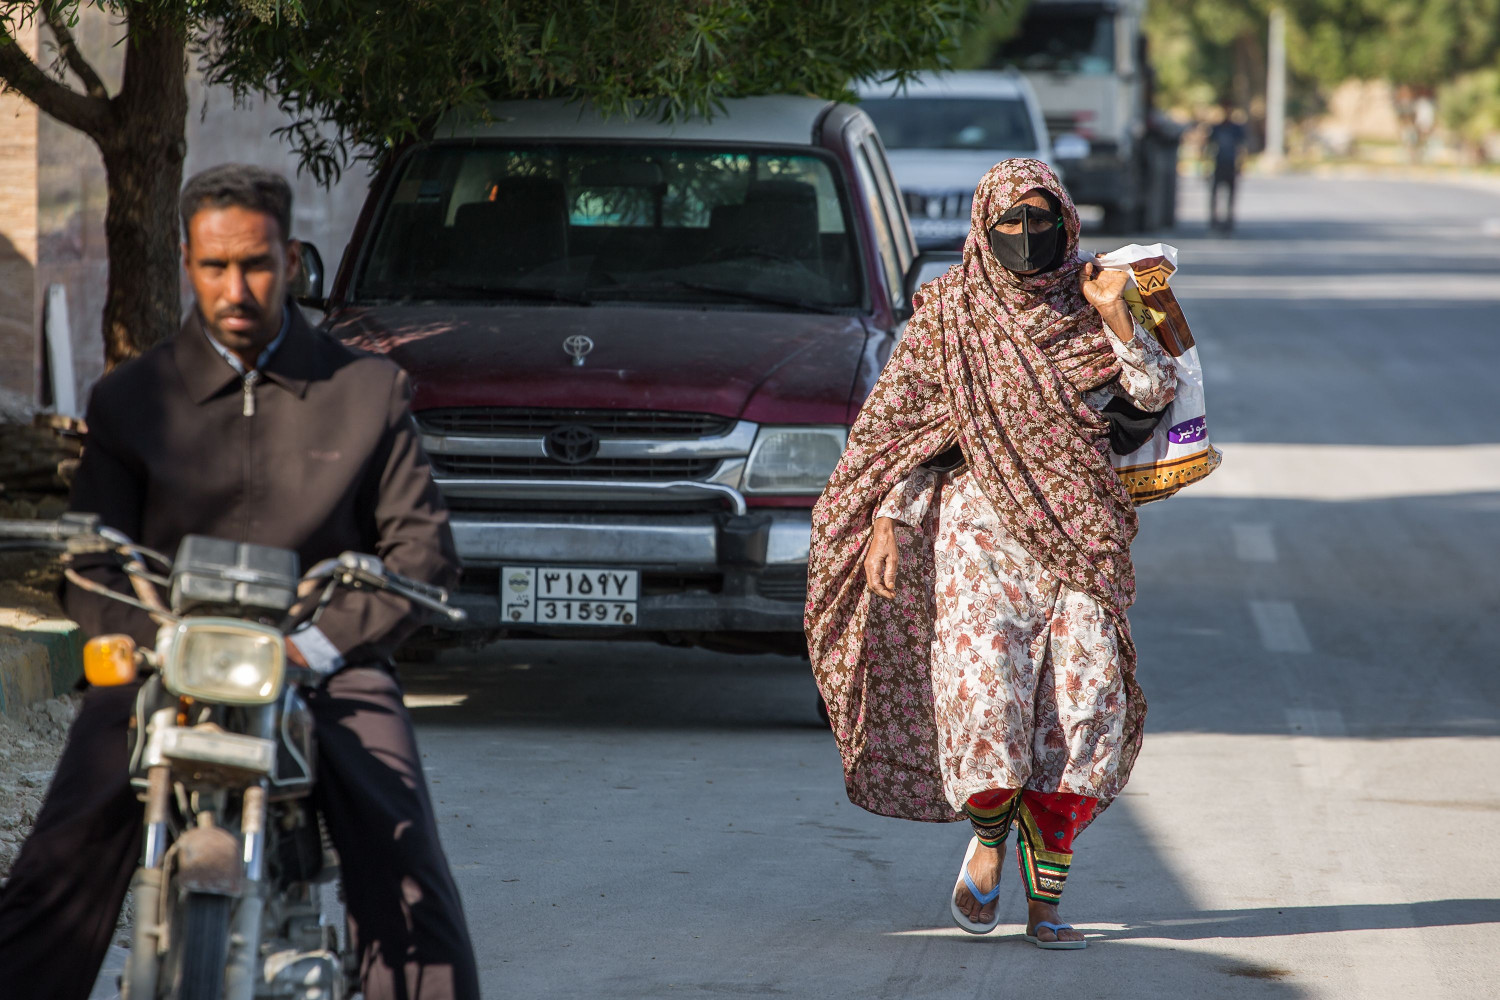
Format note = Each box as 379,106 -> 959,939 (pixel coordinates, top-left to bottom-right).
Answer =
95,172 -> 1500,998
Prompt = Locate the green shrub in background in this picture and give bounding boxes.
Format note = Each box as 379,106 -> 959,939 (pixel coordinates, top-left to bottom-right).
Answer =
1440,68 -> 1500,163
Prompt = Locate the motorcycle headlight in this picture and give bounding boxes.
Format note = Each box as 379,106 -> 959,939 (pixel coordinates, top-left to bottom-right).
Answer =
742,426 -> 847,495
161,619 -> 286,705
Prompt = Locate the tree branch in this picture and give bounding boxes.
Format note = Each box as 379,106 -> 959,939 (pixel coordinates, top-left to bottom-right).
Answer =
0,21 -> 110,137
40,1 -> 108,99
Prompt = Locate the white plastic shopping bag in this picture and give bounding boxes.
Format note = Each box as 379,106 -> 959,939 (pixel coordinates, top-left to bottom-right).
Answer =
1096,243 -> 1221,504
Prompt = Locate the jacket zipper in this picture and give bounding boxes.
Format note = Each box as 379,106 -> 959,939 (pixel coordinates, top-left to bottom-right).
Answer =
242,371 -> 260,417
242,371 -> 258,541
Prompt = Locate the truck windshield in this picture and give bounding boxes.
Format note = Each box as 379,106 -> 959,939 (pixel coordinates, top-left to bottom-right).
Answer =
357,144 -> 862,310
989,9 -> 1116,75
861,98 -> 1037,152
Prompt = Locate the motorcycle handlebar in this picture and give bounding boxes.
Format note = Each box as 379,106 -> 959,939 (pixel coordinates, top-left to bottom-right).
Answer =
0,519 -> 467,626
0,513 -> 101,541
319,552 -> 468,625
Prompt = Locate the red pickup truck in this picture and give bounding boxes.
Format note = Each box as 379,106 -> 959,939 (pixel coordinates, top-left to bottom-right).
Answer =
305,96 -> 951,655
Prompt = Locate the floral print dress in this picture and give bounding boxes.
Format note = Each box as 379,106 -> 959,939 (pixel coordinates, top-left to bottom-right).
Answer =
875,318 -> 1175,809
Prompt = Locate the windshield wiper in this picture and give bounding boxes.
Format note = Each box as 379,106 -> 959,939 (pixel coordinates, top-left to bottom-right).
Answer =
394,282 -> 593,306
593,280 -> 843,314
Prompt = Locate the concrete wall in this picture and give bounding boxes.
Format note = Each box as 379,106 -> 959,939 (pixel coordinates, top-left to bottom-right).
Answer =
0,9 -> 370,413
34,9 -> 123,407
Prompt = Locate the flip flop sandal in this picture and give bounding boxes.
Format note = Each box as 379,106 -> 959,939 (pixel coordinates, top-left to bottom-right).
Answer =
1024,920 -> 1087,950
949,836 -> 1003,935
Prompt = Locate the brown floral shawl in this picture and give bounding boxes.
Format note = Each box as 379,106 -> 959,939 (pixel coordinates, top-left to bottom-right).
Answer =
805,159 -> 1146,822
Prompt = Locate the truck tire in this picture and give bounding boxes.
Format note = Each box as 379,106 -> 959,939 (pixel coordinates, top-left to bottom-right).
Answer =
1101,200 -> 1142,235
173,892 -> 233,1000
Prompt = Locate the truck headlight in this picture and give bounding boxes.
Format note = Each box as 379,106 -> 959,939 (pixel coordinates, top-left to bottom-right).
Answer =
162,619 -> 286,705
742,426 -> 847,495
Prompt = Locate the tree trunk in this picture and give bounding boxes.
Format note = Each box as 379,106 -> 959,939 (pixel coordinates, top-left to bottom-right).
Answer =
97,14 -> 189,369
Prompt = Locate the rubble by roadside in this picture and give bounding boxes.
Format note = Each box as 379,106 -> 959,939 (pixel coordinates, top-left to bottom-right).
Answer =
0,415 -> 81,877
0,693 -> 78,879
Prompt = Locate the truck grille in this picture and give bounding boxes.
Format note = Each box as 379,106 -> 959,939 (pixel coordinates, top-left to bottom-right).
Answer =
903,189 -> 972,220
417,408 -> 735,438
1043,115 -> 1077,140
430,455 -> 719,481
446,497 -> 729,515
756,567 -> 808,603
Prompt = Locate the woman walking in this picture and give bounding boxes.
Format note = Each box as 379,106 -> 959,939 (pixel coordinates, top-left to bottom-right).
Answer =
805,158 -> 1174,948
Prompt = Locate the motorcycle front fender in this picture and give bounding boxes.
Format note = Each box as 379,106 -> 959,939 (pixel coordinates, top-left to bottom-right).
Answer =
174,825 -> 244,896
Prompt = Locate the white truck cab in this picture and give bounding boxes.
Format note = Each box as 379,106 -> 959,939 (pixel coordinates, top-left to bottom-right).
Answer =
987,0 -> 1179,233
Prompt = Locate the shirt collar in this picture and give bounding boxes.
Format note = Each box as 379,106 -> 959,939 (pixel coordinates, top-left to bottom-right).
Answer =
202,307 -> 291,377
177,304 -> 314,405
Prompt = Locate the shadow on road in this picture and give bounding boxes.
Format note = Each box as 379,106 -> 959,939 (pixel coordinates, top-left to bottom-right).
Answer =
1103,897 -> 1500,940
400,640 -> 826,732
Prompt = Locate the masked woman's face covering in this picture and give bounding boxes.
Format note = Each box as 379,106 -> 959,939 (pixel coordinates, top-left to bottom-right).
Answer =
988,201 -> 1065,274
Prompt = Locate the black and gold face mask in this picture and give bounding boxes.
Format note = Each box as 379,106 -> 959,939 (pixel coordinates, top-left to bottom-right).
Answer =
987,203 -> 1065,274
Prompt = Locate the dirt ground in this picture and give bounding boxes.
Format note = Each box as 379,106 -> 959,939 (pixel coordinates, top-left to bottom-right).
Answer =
0,567 -> 132,944
0,435 -> 133,950
0,694 -> 79,879
0,495 -> 82,883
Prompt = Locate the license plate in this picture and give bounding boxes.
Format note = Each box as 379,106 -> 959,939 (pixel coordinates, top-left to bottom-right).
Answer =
501,567 -> 638,626
162,727 -> 277,775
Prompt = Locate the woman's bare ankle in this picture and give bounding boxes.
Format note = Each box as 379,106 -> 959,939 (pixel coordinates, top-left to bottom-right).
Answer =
1026,899 -> 1084,941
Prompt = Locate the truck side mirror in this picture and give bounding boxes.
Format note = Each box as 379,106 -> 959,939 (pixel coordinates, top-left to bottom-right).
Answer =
897,250 -> 963,321
293,241 -> 326,309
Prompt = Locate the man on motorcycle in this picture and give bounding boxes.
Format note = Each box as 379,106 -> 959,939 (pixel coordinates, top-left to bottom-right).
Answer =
0,164 -> 481,1000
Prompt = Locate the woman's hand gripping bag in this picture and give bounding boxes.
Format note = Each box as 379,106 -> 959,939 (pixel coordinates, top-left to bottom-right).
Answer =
1097,243 -> 1222,504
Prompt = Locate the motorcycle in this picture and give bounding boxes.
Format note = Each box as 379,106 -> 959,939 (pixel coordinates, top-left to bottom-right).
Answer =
0,514 -> 465,1000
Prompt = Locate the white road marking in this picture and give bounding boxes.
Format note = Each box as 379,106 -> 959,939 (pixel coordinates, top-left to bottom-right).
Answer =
1176,272 -> 1500,300
1187,443 -> 1500,501
1232,523 -> 1277,562
1249,599 -> 1312,653
403,693 -> 469,708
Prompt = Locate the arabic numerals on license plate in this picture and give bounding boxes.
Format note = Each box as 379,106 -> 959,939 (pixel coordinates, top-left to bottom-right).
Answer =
541,569 -> 634,598
540,600 -> 634,623
502,567 -> 639,626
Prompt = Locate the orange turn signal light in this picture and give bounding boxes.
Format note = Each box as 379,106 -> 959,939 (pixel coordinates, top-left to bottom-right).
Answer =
83,635 -> 138,687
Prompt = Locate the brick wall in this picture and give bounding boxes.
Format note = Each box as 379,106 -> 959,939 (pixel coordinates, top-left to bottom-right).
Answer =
0,21 -> 38,407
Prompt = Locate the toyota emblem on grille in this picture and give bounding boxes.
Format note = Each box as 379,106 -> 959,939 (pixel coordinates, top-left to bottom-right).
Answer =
563,335 -> 594,367
544,424 -> 599,465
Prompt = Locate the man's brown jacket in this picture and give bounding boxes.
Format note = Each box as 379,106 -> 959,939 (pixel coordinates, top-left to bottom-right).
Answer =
64,305 -> 458,666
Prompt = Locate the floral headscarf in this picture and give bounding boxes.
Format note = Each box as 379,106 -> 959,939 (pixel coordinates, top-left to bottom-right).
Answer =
804,158 -> 1144,822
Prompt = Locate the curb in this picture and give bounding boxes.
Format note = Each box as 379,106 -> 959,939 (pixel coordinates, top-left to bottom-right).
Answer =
0,609 -> 83,716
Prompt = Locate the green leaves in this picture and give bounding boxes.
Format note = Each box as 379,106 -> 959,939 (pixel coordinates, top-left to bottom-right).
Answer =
201,0 -> 998,183
1147,0 -> 1500,106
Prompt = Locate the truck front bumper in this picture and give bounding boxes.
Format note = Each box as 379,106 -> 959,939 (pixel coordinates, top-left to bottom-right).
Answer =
446,510 -> 811,634
1056,151 -> 1131,209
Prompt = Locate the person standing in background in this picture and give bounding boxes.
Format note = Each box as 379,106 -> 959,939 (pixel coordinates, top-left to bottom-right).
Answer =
1207,100 -> 1247,233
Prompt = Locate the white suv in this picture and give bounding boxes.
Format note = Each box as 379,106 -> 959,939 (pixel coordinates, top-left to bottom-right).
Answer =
856,70 -> 1056,250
